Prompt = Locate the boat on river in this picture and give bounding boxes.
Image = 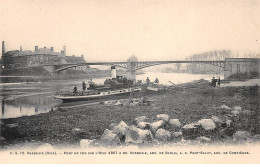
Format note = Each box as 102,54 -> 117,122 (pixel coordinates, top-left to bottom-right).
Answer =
54,86 -> 144,102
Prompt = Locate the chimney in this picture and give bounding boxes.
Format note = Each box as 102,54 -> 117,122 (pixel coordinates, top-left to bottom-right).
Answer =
44,46 -> 46,49
35,46 -> 38,51
63,46 -> 66,56
81,55 -> 84,59
20,46 -> 22,51
51,47 -> 54,52
2,41 -> 5,58
61,50 -> 64,55
111,65 -> 116,79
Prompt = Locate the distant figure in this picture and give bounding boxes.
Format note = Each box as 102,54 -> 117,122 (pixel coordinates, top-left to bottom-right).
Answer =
218,77 -> 221,86
73,85 -> 77,94
211,77 -> 217,87
154,78 -> 159,83
82,81 -> 86,91
146,77 -> 150,84
88,78 -> 95,89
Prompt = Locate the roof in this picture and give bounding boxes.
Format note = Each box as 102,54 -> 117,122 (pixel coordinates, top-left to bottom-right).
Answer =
3,50 -> 19,57
13,50 -> 33,57
34,48 -> 58,56
65,56 -> 86,64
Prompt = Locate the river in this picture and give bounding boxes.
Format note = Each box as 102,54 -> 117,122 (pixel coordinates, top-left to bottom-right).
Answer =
0,72 -> 223,119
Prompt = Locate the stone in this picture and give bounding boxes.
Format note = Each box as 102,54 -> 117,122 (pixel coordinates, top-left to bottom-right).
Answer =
252,134 -> 260,141
211,116 -> 224,127
108,123 -> 118,130
233,131 -> 251,142
182,123 -> 200,140
197,119 -> 216,131
171,132 -> 182,141
233,106 -> 242,112
114,101 -> 122,106
155,128 -> 171,141
150,120 -> 165,132
220,105 -> 232,110
112,121 -> 131,143
231,110 -> 239,116
134,116 -> 148,124
168,119 -> 181,129
137,122 -> 150,130
100,129 -> 121,146
80,139 -> 93,148
197,136 -> 211,143
226,120 -> 232,127
128,125 -> 153,143
72,128 -> 83,132
157,114 -> 170,123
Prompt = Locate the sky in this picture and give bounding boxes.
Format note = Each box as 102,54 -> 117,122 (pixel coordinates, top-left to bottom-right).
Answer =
0,0 -> 259,62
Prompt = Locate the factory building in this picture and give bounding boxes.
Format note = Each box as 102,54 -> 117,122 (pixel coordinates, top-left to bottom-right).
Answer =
1,41 -> 88,70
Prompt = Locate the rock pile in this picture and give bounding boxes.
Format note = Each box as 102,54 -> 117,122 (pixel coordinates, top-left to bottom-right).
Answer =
79,105 -> 259,148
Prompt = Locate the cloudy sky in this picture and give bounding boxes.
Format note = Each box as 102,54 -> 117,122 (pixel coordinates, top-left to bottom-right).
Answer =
0,0 -> 259,61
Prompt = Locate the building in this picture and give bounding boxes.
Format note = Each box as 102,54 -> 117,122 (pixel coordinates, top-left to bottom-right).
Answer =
2,41 -> 88,70
224,58 -> 260,79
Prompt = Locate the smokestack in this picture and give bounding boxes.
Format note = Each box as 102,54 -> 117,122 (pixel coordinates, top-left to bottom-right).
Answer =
20,46 -> 22,51
51,47 -> 54,52
111,65 -> 116,79
63,46 -> 66,56
2,41 -> 5,58
35,46 -> 38,51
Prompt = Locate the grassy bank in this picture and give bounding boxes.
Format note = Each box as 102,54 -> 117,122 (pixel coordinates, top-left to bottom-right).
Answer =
0,81 -> 259,148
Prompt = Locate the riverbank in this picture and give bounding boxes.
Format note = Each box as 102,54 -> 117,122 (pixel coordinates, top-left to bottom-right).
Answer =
0,79 -> 259,149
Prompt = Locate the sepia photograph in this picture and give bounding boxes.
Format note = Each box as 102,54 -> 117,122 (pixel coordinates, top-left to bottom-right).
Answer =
0,0 -> 259,164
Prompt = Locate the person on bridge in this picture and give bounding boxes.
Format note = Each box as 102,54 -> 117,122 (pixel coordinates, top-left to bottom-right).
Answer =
146,77 -> 150,84
82,81 -> 86,91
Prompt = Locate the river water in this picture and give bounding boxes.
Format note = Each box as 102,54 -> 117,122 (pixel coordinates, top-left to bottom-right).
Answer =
0,72 -> 223,119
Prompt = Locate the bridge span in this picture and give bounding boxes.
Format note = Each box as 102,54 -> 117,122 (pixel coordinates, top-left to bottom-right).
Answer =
43,60 -> 225,73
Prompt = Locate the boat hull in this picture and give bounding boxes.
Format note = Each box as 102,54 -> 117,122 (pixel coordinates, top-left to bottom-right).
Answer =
55,87 -> 143,103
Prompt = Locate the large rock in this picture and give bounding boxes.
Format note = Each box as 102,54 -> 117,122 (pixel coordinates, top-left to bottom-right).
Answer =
182,123 -> 200,140
150,120 -> 165,132
197,119 -> 216,131
168,119 -> 181,130
157,114 -> 170,123
211,116 -> 224,127
233,131 -> 251,142
112,121 -> 131,143
137,122 -> 150,130
100,129 -> 121,146
155,128 -> 171,141
171,132 -> 182,141
134,116 -> 148,124
128,125 -> 153,143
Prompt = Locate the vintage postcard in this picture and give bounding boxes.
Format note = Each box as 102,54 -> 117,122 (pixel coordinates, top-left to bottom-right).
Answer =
0,0 -> 259,164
